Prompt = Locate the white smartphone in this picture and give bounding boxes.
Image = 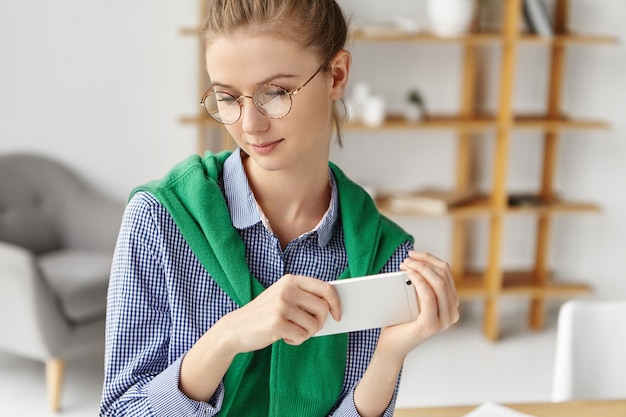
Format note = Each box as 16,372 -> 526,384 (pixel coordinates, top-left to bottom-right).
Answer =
314,271 -> 419,337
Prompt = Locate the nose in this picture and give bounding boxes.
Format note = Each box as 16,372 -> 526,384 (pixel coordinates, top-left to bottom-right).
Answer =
239,96 -> 270,134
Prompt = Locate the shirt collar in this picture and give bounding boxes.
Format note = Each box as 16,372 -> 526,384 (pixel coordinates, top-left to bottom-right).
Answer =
222,149 -> 338,247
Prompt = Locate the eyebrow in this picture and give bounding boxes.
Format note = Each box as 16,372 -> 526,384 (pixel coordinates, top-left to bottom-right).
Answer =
210,72 -> 298,90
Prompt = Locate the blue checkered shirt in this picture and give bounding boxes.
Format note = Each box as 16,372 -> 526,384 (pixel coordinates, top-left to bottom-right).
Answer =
100,151 -> 412,416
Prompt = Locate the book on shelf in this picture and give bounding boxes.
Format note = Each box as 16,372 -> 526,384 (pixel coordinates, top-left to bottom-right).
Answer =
351,17 -> 420,37
523,0 -> 554,37
508,193 -> 557,207
382,187 -> 477,214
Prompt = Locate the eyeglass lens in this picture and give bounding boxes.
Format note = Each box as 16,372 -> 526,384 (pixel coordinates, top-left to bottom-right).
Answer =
203,85 -> 293,124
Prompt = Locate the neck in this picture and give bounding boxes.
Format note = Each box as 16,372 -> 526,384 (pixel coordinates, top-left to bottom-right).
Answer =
243,156 -> 331,247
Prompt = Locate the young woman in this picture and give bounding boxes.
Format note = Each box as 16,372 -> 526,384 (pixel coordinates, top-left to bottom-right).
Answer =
100,1 -> 459,416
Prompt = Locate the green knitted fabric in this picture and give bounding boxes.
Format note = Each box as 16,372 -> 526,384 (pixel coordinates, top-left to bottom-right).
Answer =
132,151 -> 413,416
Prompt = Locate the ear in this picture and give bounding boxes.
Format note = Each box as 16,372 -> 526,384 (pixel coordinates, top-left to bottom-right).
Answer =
329,50 -> 351,100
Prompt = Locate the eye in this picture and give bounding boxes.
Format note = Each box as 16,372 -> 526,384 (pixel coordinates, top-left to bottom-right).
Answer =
256,85 -> 288,103
214,92 -> 238,104
266,87 -> 288,97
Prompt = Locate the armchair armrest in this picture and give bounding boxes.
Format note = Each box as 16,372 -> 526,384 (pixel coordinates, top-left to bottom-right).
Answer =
0,241 -> 70,360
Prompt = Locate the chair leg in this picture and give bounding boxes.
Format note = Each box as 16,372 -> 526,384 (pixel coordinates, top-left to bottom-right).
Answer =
46,358 -> 65,412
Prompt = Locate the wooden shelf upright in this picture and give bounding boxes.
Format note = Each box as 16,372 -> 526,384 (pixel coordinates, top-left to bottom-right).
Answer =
530,0 -> 572,331
482,0 -> 522,341
179,1 -> 231,154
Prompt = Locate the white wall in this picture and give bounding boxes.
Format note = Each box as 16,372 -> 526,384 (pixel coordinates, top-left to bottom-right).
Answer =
0,1 -> 199,200
1,1 -> 625,301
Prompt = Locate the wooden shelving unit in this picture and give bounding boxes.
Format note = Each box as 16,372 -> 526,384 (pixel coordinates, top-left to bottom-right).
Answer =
355,0 -> 616,340
180,0 -> 616,340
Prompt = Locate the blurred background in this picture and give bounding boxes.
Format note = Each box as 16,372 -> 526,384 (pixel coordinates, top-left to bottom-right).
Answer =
2,0 -> 624,297
1,0 -> 625,415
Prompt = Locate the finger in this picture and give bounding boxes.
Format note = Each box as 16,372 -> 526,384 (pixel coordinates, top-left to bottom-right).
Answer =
406,269 -> 439,323
418,262 -> 459,324
407,251 -> 448,269
405,251 -> 451,278
275,276 -> 341,336
402,252 -> 456,297
406,259 -> 459,326
264,299 -> 324,346
402,258 -> 449,291
291,275 -> 342,322
281,309 -> 323,344
292,290 -> 335,329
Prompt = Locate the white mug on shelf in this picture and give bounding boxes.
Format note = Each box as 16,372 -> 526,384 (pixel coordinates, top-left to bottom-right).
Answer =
427,0 -> 477,37
352,82 -> 371,104
361,95 -> 386,128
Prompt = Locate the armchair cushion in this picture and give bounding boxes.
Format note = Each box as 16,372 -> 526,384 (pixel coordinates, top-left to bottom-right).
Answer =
0,153 -> 123,254
0,177 -> 62,254
38,249 -> 113,325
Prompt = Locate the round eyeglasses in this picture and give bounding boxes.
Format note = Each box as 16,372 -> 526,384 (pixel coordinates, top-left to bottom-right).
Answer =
200,66 -> 324,125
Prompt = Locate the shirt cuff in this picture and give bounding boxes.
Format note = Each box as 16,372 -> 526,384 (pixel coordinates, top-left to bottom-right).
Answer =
147,355 -> 224,416
331,384 -> 396,417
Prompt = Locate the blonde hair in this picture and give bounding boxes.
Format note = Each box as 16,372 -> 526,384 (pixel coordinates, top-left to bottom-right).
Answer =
201,0 -> 349,145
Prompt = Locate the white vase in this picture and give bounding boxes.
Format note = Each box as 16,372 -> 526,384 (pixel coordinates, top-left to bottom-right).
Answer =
427,0 -> 477,37
361,96 -> 386,128
403,104 -> 425,123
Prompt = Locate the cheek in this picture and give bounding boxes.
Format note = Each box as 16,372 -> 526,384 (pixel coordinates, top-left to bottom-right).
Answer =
291,93 -> 334,125
224,124 -> 243,143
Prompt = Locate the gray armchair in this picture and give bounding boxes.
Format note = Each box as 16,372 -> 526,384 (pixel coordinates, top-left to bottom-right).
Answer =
0,153 -> 124,411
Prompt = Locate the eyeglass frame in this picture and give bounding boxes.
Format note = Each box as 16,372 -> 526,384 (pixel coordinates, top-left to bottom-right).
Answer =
200,65 -> 325,125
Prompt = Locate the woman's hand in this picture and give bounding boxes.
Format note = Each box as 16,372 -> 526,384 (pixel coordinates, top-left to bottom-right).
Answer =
211,274 -> 341,353
180,274 -> 340,401
378,250 -> 460,360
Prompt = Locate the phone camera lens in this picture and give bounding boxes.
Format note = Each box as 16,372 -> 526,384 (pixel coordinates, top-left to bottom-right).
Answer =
406,279 -> 412,285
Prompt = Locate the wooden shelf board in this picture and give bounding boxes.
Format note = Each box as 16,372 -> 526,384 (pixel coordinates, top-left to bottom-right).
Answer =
519,32 -> 620,45
346,115 -> 495,132
344,114 -> 609,132
507,200 -> 601,216
180,27 -> 200,36
514,115 -> 611,131
179,114 -> 221,126
456,270 -> 592,299
376,195 -> 490,218
350,31 -> 619,46
376,195 -> 600,219
350,31 -> 503,44
455,274 -> 490,298
449,197 -> 495,218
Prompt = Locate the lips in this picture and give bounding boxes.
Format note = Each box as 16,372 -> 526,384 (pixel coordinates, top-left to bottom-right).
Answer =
249,139 -> 283,155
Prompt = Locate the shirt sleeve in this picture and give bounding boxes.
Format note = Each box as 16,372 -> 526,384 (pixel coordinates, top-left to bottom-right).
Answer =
99,193 -> 223,417
330,381 -> 399,417
329,240 -> 412,417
